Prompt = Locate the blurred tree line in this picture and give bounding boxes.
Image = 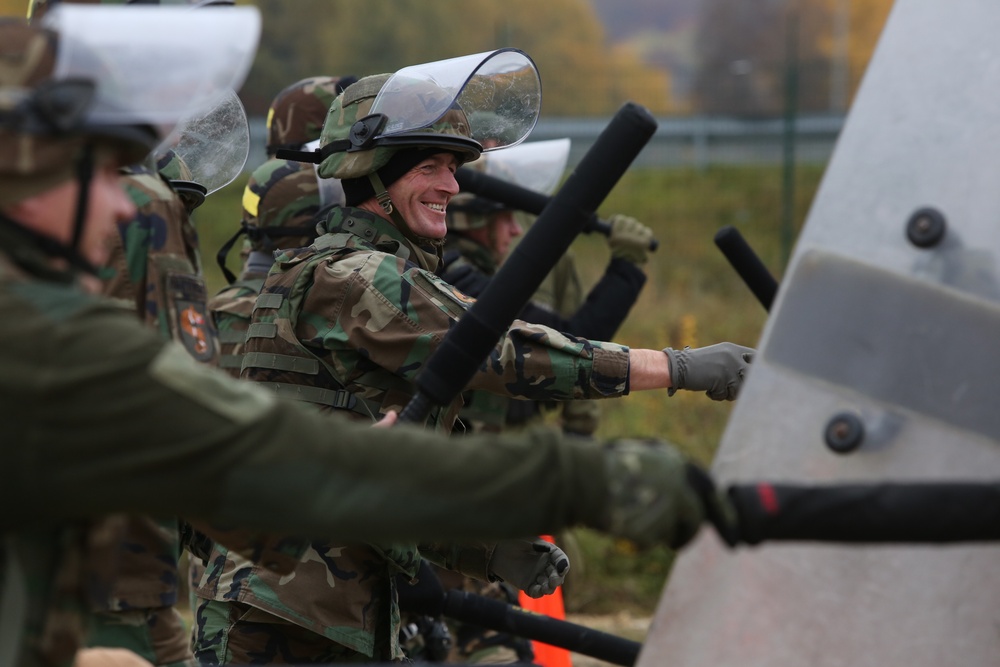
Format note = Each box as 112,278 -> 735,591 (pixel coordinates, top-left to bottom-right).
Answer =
235,0 -> 893,119
0,0 -> 894,117
236,0 -> 672,116
694,0 -> 894,115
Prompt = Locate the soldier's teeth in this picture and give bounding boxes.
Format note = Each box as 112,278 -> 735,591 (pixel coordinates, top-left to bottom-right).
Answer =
425,203 -> 444,211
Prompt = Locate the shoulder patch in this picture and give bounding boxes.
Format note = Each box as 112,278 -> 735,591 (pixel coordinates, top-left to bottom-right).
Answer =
407,269 -> 475,320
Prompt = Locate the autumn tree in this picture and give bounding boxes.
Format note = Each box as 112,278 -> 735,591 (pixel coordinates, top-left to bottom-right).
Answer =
692,0 -> 894,116
239,0 -> 671,117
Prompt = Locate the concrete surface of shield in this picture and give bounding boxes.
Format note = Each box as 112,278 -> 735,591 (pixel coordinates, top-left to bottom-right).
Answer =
640,1 -> 1000,665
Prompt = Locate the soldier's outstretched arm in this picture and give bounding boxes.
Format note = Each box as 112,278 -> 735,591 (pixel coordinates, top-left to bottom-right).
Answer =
1,295 -> 706,550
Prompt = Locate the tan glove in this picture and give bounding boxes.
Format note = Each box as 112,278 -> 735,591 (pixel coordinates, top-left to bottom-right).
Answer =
608,214 -> 654,265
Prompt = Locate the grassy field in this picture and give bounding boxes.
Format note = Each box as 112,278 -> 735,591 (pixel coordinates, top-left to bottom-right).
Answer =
191,163 -> 827,615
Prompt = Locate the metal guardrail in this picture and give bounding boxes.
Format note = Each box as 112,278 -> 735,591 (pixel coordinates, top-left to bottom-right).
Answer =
246,113 -> 845,172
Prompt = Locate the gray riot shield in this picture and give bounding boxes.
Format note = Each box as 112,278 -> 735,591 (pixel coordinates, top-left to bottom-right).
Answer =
642,2 -> 1000,666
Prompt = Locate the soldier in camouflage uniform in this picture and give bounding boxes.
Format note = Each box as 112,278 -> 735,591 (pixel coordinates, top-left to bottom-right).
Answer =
84,145 -> 221,667
26,3 -> 240,663
442,147 -> 653,436
212,76 -> 351,377
190,58 -> 753,663
0,18 -> 734,667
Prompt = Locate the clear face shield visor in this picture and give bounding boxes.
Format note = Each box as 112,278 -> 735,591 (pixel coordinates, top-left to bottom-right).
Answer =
41,4 -> 260,144
479,137 -> 570,195
154,88 -> 250,206
349,48 -> 541,154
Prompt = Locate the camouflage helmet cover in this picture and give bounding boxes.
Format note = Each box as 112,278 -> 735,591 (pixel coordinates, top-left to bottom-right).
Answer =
242,158 -> 335,252
317,73 -> 469,181
266,75 -> 345,154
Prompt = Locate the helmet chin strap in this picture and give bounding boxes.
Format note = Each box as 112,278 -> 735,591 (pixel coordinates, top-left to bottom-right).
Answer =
70,142 -> 95,254
0,142 -> 101,277
368,171 -> 407,231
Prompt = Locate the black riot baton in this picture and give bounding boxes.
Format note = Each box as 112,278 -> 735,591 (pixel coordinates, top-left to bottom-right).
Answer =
714,225 -> 779,312
454,164 -> 659,251
398,102 -> 658,424
709,482 -> 1000,546
397,561 -> 642,666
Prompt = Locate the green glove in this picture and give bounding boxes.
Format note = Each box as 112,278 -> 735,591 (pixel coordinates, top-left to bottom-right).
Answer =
601,440 -> 707,549
608,214 -> 654,265
488,538 -> 570,598
663,343 -> 754,401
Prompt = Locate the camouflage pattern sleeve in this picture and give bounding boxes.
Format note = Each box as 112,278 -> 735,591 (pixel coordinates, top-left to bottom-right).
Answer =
305,250 -> 631,402
208,281 -> 260,378
1,282 -> 618,543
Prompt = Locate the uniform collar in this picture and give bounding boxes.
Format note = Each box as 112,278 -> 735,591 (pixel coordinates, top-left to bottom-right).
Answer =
321,206 -> 442,273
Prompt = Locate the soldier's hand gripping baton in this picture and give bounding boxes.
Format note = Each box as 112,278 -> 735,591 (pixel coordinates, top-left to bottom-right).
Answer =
399,102 -> 658,423
712,482 -> 1000,545
398,561 -> 642,666
454,162 -> 659,251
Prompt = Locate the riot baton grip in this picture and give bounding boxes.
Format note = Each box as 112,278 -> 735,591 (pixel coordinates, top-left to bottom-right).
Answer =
441,589 -> 641,666
727,481 -> 1000,545
714,225 -> 778,311
397,391 -> 433,425
397,561 -> 641,666
402,102 -> 658,421
454,166 -> 659,251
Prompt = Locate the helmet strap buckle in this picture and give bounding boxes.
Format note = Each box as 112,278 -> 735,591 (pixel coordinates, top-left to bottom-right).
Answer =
369,171 -> 394,215
349,113 -> 388,151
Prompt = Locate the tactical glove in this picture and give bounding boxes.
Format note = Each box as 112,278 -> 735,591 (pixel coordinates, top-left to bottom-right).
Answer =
602,439 -> 710,549
488,538 -> 570,598
663,343 -> 754,401
608,214 -> 654,265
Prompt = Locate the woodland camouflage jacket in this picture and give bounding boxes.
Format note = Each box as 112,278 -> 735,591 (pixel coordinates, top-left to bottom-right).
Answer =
193,205 -> 632,656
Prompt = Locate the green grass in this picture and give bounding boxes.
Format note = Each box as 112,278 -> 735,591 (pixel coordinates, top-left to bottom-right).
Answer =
192,163 -> 827,616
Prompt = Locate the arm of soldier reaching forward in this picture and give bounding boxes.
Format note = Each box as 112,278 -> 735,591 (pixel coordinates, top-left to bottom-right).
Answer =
0,289 -> 711,549
314,254 -> 753,403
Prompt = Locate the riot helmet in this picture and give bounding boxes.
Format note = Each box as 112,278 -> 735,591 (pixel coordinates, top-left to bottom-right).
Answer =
447,138 -> 570,231
216,152 -> 343,283
266,75 -> 357,156
28,0 -> 234,22
287,49 -> 540,241
0,5 -> 260,273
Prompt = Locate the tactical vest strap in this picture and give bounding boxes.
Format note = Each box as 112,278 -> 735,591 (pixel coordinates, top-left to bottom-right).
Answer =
246,322 -> 277,339
254,293 -> 284,309
258,382 -> 377,418
242,351 -> 320,375
1,537 -> 28,666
